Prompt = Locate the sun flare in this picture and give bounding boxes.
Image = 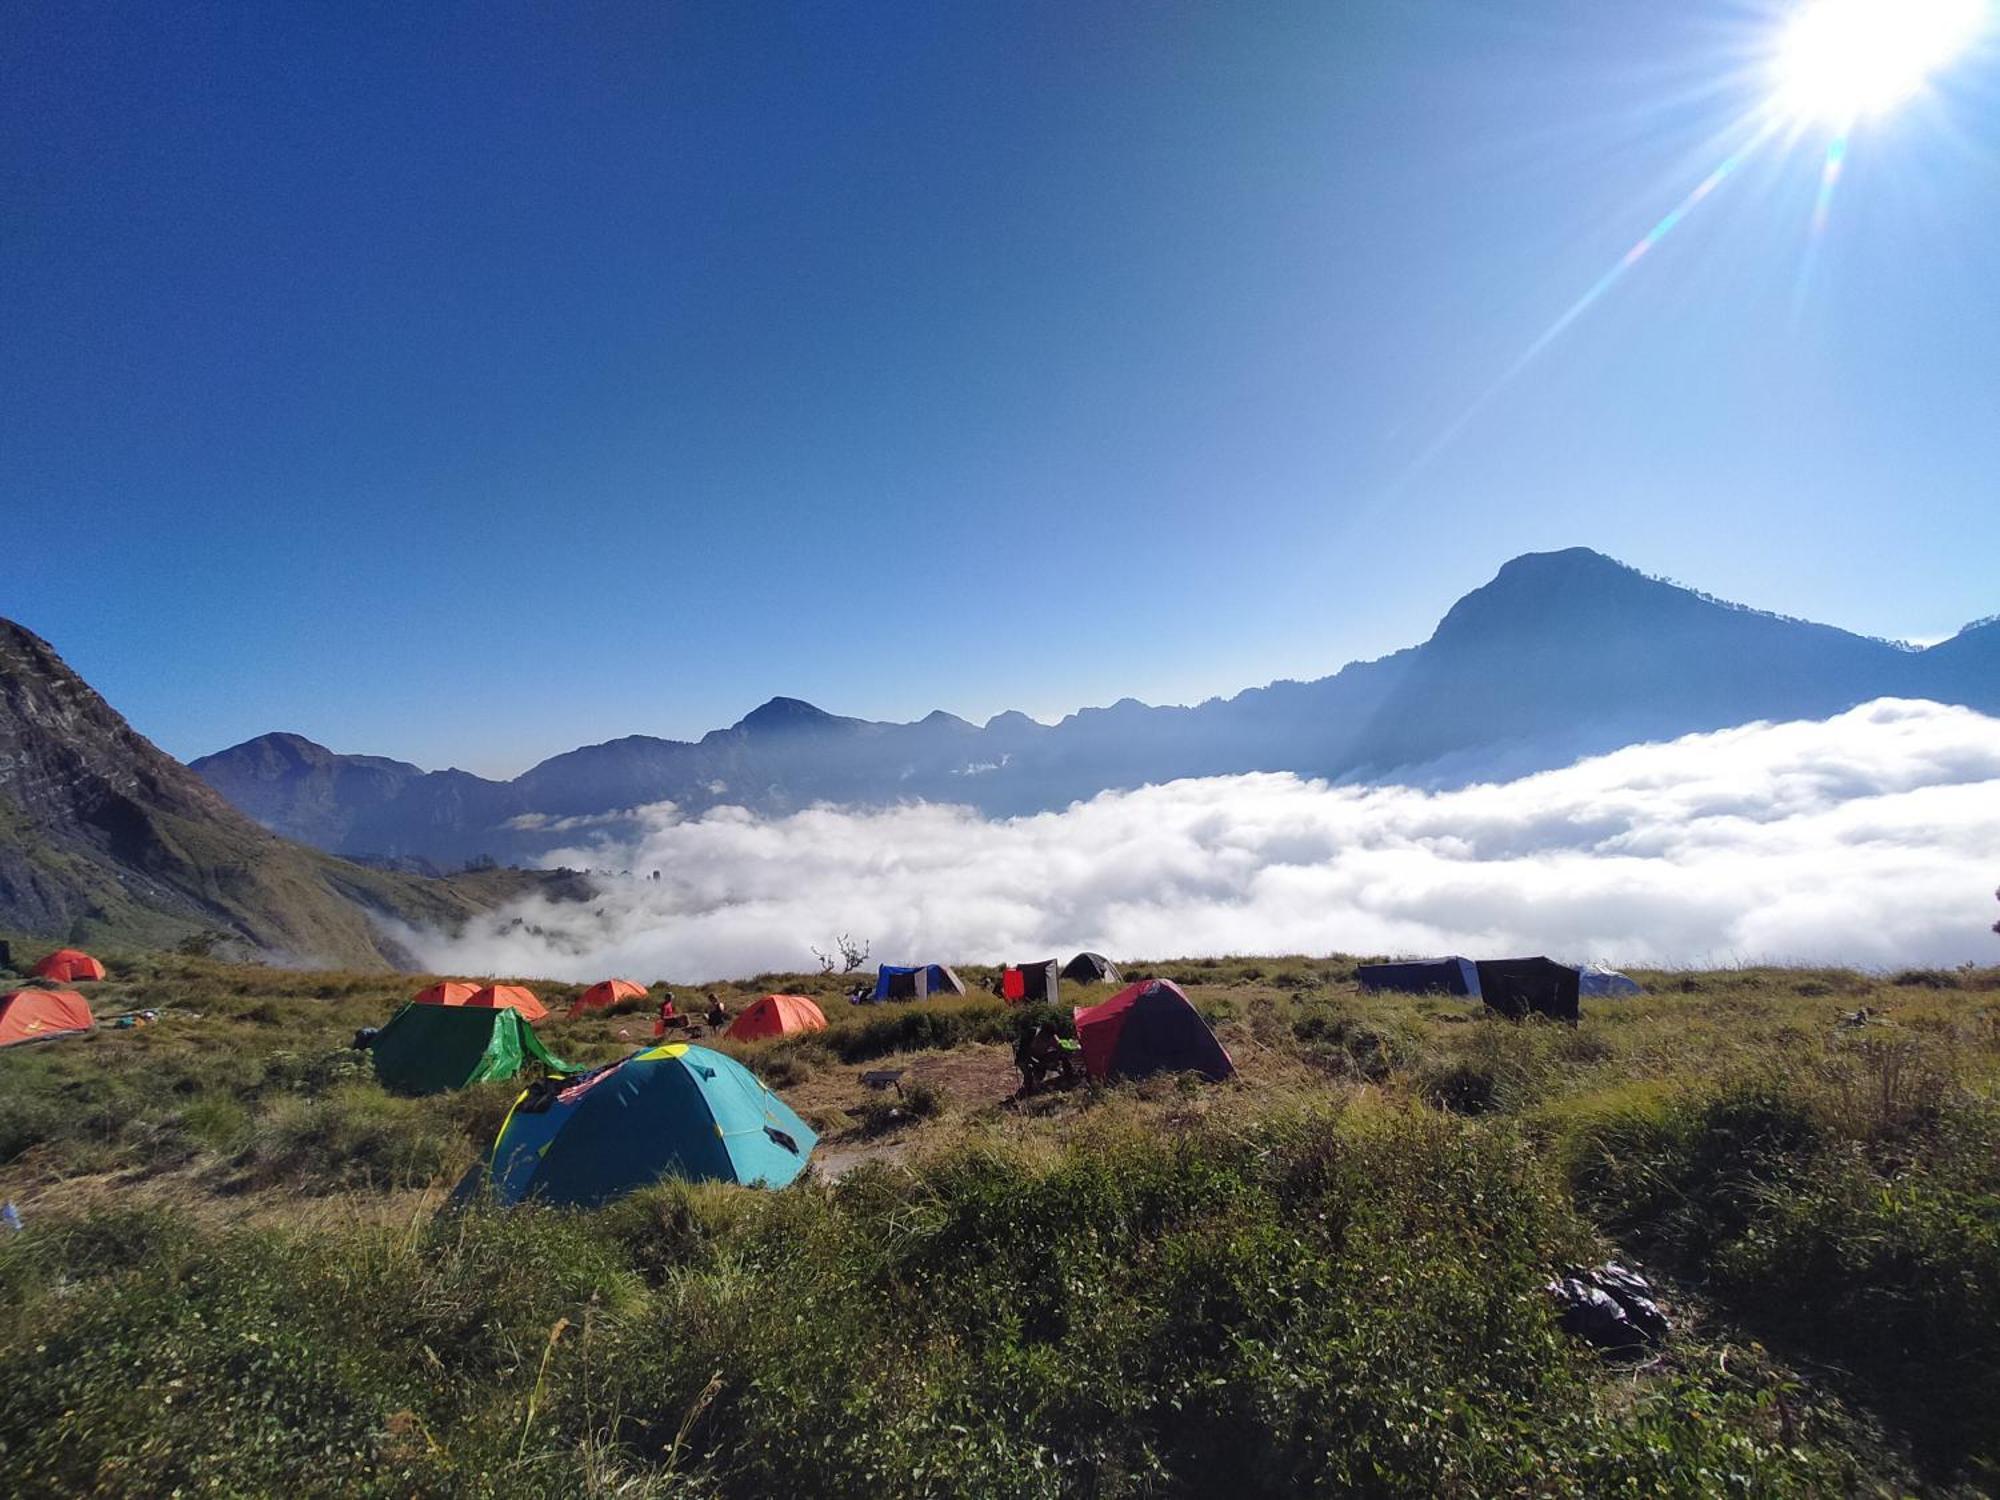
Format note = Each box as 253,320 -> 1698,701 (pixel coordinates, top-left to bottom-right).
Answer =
1773,0 -> 1987,124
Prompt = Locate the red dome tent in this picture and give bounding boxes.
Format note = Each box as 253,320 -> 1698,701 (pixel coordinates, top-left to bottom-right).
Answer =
33,948 -> 106,983
1073,979 -> 1233,1084
0,988 -> 96,1048
413,981 -> 479,1008
463,985 -> 549,1023
570,979 -> 648,1018
724,993 -> 828,1043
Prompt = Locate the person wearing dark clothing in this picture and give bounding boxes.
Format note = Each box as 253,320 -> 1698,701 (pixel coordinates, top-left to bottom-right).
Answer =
1014,1021 -> 1075,1095
706,994 -> 728,1029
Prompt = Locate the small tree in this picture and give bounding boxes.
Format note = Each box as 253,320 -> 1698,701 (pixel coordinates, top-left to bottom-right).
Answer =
811,933 -> 872,975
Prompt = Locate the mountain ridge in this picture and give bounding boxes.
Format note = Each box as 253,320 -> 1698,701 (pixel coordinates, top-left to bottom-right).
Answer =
190,547 -> 1999,864
0,618 -> 577,966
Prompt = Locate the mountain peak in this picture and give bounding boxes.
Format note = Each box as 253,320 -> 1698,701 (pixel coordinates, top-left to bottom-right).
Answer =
225,731 -> 336,769
1428,547 -> 1679,646
1489,546 -> 1634,583
734,696 -> 841,735
983,709 -> 1045,733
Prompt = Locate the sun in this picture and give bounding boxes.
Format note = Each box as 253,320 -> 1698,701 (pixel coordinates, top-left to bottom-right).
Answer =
1773,0 -> 1987,125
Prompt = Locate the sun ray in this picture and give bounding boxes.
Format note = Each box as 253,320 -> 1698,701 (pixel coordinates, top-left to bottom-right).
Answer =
1396,116 -> 1781,485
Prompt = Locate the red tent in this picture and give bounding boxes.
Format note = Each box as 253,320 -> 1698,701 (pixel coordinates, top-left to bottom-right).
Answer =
463,985 -> 549,1023
33,948 -> 106,983
725,993 -> 828,1042
1073,979 -> 1233,1083
0,988 -> 96,1047
413,981 -> 479,1007
569,978 -> 647,1018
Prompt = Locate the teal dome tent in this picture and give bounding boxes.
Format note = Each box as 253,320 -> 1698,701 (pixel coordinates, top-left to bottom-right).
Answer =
466,1042 -> 817,1206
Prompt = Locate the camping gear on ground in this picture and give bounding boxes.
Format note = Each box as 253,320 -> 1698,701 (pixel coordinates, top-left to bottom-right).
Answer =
463,984 -> 549,1022
570,978 -> 647,1018
413,980 -> 480,1007
32,948 -> 106,983
725,993 -> 828,1042
1002,960 -> 1060,1006
1547,1263 -> 1670,1352
872,964 -> 966,1001
372,1001 -> 570,1094
0,988 -> 96,1048
464,1042 -> 817,1206
1475,958 -> 1581,1024
1061,952 -> 1121,985
1074,979 -> 1234,1084
1,1201 -> 19,1234
1357,957 -> 1479,996
1576,964 -> 1642,997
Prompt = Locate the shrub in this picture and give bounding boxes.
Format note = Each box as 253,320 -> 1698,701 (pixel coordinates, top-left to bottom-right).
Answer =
1568,1081 -> 2000,1477
231,1086 -> 467,1193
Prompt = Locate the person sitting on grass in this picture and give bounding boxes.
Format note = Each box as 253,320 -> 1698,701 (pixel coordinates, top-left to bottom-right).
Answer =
1014,1020 -> 1076,1096
653,992 -> 678,1038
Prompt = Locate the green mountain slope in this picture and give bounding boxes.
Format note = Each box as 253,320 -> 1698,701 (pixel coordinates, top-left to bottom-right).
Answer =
0,618 -> 573,968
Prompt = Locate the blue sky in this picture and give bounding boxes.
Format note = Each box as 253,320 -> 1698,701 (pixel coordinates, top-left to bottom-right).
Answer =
6,1 -> 1996,777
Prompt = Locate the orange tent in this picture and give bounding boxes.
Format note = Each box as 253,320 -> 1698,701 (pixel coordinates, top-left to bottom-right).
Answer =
569,978 -> 647,1018
0,989 -> 96,1047
33,948 -> 106,983
463,984 -> 549,1023
724,993 -> 828,1043
413,981 -> 480,1007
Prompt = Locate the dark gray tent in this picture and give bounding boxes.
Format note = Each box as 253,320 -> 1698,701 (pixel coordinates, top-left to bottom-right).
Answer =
1007,960 -> 1061,1004
1061,952 -> 1121,984
1475,957 -> 1580,1024
1356,957 -> 1478,996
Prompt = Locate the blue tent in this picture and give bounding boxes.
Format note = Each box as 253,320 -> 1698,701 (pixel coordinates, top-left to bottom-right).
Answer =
1356,957 -> 1479,996
1578,965 -> 1642,997
871,963 -> 966,1000
467,1043 -> 817,1207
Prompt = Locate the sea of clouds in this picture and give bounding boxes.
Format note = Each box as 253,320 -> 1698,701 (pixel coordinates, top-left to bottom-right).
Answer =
403,699 -> 2000,981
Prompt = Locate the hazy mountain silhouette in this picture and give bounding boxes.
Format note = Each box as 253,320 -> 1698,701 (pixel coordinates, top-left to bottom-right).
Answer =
192,548 -> 1999,864
0,619 -> 573,966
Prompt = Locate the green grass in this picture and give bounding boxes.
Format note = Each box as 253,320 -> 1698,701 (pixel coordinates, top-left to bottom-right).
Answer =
1,951 -> 1997,1494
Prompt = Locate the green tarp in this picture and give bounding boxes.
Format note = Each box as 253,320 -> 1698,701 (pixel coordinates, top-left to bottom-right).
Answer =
372,1002 -> 569,1095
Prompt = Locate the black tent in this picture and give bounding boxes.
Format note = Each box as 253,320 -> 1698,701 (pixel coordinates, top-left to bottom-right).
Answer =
1356,957 -> 1478,996
1008,960 -> 1061,1004
1061,952 -> 1121,985
1475,957 -> 1580,1024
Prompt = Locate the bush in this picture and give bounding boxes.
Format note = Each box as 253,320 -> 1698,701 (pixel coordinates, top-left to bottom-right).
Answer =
231,1086 -> 468,1193
1569,1081 -> 2000,1477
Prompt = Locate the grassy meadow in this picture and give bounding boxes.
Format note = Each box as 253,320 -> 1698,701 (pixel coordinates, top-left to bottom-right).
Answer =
1,946 -> 1997,1496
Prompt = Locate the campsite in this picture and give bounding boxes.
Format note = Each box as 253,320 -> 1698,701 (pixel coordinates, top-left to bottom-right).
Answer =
2,942 -> 1997,1497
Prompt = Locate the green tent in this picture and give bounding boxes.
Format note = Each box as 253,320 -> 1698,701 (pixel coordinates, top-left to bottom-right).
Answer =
372,1002 -> 569,1095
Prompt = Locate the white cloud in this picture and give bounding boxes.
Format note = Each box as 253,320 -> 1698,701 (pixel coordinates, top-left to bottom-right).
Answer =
405,700 -> 2000,981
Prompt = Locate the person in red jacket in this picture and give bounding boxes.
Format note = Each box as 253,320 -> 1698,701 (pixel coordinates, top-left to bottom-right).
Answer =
652,992 -> 679,1038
